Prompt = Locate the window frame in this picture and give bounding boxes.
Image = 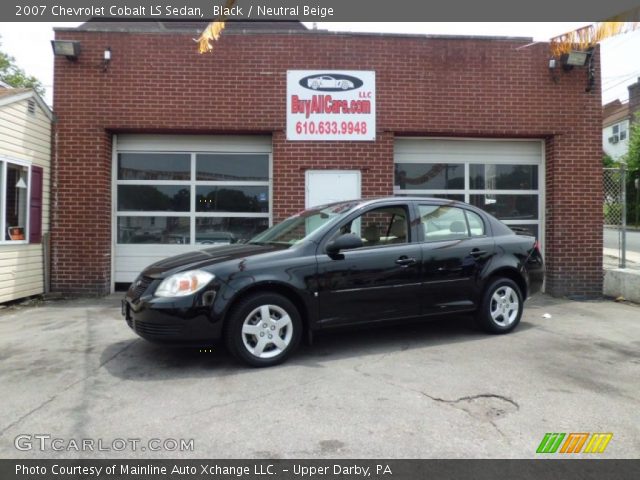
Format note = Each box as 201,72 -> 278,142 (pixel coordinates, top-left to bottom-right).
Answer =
394,140 -> 543,244
0,155 -> 32,245
324,203 -> 412,252
418,204 -> 485,243
465,209 -> 488,238
114,150 -> 271,246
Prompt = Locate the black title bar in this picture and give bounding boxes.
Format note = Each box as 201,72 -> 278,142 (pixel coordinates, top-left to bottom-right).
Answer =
4,0 -> 640,22
2,459 -> 640,480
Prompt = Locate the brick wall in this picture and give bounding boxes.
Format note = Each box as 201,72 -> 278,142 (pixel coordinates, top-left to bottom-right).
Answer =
53,28 -> 603,297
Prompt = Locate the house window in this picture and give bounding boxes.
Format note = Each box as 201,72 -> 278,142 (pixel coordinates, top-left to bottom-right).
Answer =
115,153 -> 271,245
1,160 -> 29,241
612,123 -> 628,141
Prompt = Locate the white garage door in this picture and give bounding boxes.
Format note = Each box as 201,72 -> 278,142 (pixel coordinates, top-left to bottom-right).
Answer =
394,138 -> 544,241
113,135 -> 272,286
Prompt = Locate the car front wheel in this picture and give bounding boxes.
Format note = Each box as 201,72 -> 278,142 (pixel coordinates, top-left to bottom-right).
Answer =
476,278 -> 523,334
225,293 -> 302,367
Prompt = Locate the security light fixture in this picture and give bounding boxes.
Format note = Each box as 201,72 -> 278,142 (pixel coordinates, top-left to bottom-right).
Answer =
565,50 -> 589,67
51,40 -> 81,60
548,58 -> 557,69
103,47 -> 112,72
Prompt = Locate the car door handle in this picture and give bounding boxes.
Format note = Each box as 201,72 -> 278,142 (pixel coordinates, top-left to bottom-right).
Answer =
395,256 -> 417,267
469,249 -> 487,257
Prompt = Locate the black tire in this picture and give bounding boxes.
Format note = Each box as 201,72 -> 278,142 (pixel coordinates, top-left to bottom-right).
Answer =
224,293 -> 302,367
475,278 -> 523,334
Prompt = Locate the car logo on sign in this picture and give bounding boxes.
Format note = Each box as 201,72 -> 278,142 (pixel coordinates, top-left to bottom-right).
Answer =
299,73 -> 363,92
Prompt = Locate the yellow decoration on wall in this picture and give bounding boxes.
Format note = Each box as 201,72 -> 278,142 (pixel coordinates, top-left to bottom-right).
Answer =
550,9 -> 640,57
196,0 -> 237,53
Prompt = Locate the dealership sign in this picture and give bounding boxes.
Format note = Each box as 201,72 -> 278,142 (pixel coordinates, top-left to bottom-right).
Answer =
287,70 -> 376,141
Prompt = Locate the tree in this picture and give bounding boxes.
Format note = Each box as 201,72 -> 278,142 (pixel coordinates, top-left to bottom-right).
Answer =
623,113 -> 640,226
626,113 -> 640,174
0,36 -> 45,96
603,153 -> 617,167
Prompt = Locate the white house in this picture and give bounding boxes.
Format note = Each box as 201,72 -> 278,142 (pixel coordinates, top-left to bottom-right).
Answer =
602,100 -> 630,160
0,87 -> 53,303
602,77 -> 640,161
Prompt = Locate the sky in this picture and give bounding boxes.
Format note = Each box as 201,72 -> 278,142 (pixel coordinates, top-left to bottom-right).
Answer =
1,21 -> 640,106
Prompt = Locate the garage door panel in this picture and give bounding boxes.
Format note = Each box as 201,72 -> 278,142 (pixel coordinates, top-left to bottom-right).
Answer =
113,135 -> 272,285
394,138 -> 544,249
395,138 -> 543,163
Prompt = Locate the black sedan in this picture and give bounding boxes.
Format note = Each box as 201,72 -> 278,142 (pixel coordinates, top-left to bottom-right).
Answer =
122,197 -> 544,367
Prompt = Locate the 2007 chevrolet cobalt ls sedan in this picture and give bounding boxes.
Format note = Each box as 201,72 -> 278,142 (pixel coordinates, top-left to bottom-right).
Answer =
122,197 -> 543,367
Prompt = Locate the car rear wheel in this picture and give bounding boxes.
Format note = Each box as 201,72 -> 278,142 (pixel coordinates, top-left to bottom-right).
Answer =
225,293 -> 302,367
476,278 -> 523,334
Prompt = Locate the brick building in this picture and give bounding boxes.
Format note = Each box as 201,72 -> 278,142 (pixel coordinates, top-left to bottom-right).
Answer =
52,22 -> 603,297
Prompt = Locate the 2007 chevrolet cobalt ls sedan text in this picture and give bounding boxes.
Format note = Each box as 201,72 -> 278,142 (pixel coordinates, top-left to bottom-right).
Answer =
122,197 -> 544,367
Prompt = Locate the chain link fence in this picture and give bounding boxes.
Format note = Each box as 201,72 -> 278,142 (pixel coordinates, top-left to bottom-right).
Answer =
603,166 -> 627,268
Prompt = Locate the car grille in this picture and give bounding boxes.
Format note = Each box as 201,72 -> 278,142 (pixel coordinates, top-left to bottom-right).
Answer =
131,276 -> 153,299
127,318 -> 184,337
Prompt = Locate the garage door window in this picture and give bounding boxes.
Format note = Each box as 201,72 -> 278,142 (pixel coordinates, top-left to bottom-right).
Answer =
394,147 -> 542,240
116,153 -> 270,244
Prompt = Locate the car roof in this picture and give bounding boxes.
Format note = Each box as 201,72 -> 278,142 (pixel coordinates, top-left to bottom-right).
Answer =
313,196 -> 494,221
355,196 -> 474,209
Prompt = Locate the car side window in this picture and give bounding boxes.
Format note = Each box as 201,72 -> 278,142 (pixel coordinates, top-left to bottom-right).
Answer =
420,205 -> 470,241
466,210 -> 486,237
335,206 -> 410,249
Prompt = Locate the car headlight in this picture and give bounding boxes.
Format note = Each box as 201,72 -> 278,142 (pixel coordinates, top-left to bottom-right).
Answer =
154,270 -> 215,298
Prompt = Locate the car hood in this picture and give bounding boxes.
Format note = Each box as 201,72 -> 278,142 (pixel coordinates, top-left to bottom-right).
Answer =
142,243 -> 286,278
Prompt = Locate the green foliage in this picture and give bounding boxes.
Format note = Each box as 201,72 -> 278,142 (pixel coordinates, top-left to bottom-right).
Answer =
622,114 -> 640,226
625,112 -> 640,174
602,153 -> 617,167
0,36 -> 45,96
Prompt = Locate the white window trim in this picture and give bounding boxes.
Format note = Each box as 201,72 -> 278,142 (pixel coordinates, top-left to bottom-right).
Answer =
111,135 -> 273,291
393,137 -> 545,258
0,154 -> 32,246
114,151 -> 272,234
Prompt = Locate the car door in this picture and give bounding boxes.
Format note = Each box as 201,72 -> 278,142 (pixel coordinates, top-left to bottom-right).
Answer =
418,203 -> 495,315
315,203 -> 422,327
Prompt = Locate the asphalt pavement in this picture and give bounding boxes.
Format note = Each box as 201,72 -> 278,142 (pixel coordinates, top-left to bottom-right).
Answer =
604,227 -> 640,254
604,228 -> 640,268
0,294 -> 639,459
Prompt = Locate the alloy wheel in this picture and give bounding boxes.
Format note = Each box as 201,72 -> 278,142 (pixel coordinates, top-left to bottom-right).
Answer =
241,304 -> 294,359
489,286 -> 520,327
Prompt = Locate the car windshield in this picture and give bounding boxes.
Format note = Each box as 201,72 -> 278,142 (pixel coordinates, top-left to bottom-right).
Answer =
248,201 -> 360,246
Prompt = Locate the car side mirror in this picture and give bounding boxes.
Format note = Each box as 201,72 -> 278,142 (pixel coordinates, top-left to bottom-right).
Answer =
326,233 -> 363,256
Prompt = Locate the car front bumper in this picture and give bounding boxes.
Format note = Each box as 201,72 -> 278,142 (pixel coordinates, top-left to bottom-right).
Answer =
122,283 -> 223,344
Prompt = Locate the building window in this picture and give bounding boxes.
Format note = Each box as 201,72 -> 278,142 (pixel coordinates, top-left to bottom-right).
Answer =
115,152 -> 271,245
611,122 -> 628,141
1,160 -> 29,241
395,161 -> 541,240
